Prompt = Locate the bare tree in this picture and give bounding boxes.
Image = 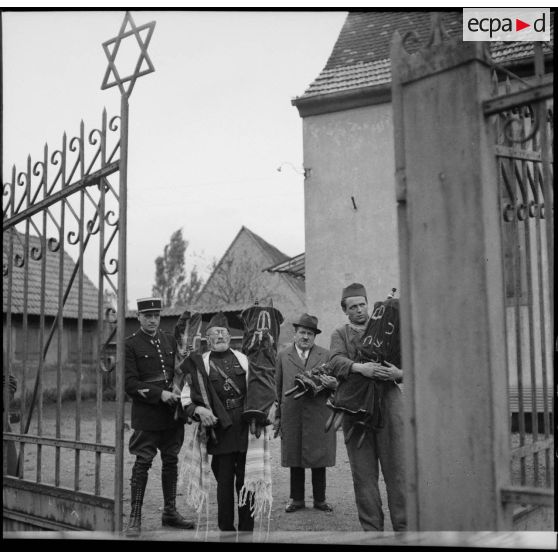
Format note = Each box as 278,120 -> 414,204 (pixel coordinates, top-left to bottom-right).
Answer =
200,251 -> 275,306
152,228 -> 204,307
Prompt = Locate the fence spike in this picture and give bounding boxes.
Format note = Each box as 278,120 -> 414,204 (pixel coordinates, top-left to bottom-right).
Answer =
491,70 -> 499,96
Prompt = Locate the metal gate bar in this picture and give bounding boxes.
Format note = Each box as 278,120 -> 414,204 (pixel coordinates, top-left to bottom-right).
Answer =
3,11 -> 155,533
3,110 -> 123,530
485,43 -> 554,513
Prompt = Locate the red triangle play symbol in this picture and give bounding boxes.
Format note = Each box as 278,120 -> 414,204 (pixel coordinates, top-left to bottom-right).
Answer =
516,18 -> 530,31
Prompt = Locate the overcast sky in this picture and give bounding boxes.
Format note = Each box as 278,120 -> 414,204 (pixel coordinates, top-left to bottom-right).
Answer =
3,9 -> 347,304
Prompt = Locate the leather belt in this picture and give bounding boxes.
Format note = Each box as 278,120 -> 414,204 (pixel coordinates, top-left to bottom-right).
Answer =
225,396 -> 244,410
143,375 -> 168,383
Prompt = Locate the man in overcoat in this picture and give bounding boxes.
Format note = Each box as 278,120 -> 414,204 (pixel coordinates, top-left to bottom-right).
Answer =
124,297 -> 194,536
329,283 -> 406,531
275,313 -> 337,513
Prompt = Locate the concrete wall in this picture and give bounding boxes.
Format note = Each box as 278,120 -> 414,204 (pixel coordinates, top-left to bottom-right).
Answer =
302,102 -> 400,343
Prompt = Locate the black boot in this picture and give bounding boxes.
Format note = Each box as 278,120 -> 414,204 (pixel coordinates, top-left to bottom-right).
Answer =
126,473 -> 147,537
162,473 -> 194,529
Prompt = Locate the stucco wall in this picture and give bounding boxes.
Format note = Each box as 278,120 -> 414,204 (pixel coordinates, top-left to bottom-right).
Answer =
302,103 -> 399,343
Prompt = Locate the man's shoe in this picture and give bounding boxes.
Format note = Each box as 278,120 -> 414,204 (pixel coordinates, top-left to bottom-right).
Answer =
125,517 -> 141,538
313,501 -> 333,512
285,500 -> 305,513
162,509 -> 195,529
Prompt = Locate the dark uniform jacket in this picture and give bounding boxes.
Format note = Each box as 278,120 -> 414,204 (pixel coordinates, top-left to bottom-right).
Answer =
181,349 -> 250,456
125,328 -> 178,431
276,343 -> 336,468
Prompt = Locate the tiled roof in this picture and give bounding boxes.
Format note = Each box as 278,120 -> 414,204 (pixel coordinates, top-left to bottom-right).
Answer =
265,253 -> 305,279
299,59 -> 391,98
125,305 -> 193,319
325,11 -> 463,69
125,303 -> 246,329
295,11 -> 554,101
489,40 -> 553,64
3,234 -> 99,319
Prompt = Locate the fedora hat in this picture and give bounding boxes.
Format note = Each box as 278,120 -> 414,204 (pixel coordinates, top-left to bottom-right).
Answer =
293,313 -> 321,334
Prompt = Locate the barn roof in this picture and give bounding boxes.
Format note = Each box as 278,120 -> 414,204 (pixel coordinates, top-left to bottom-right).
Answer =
294,11 -> 554,103
245,227 -> 289,266
195,225 -> 304,307
3,234 -> 100,319
265,253 -> 305,279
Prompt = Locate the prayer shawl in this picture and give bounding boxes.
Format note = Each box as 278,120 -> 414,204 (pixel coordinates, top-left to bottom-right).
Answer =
240,305 -> 284,434
239,429 -> 273,537
329,298 -> 401,430
178,421 -> 211,538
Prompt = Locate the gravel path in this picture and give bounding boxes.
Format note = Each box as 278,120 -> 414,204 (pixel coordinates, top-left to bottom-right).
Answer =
18,400 -> 394,535
19,400 -> 553,536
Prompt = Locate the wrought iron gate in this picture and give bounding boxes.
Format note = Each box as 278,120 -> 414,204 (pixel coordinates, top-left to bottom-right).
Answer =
483,43 -> 554,520
3,11 -> 155,532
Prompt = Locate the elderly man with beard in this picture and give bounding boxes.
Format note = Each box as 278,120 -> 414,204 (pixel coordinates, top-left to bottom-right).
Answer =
329,283 -> 406,532
181,312 -> 254,533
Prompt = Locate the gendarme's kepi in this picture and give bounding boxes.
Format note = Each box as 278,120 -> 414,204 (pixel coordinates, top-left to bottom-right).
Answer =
136,297 -> 162,313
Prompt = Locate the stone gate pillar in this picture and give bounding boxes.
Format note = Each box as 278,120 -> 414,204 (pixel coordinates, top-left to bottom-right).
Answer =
391,16 -> 511,530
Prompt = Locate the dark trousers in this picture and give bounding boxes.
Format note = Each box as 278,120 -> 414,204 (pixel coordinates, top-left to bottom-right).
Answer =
211,451 -> 254,532
290,466 -> 326,503
342,387 -> 406,531
128,424 -> 185,483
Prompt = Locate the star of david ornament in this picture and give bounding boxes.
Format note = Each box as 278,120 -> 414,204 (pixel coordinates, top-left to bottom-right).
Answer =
101,11 -> 156,97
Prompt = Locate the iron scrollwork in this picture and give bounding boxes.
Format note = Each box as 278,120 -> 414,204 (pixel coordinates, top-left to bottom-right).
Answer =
502,104 -> 540,145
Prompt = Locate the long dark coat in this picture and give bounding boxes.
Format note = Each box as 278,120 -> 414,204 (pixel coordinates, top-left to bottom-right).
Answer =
276,343 -> 336,468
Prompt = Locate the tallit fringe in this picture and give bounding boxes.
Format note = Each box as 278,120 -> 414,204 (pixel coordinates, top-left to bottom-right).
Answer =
178,422 -> 210,541
239,480 -> 273,541
185,480 -> 209,540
